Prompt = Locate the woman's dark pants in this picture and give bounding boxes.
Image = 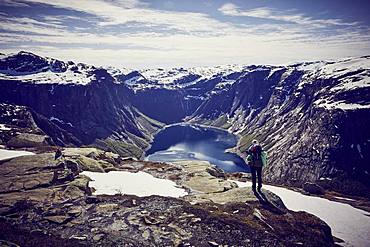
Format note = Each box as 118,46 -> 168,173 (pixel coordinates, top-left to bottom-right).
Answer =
250,166 -> 262,190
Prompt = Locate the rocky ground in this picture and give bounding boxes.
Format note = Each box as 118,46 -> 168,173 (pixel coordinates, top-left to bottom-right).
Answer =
0,147 -> 335,246
227,171 -> 370,214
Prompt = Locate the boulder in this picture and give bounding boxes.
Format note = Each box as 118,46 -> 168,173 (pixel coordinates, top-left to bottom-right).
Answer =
185,187 -> 287,212
175,160 -> 236,193
303,182 -> 325,195
44,215 -> 72,224
64,159 -> 80,174
54,169 -> 75,182
206,166 -> 226,179
0,153 -> 56,176
62,185 -> 86,200
75,155 -> 105,172
63,147 -> 104,158
0,172 -> 54,193
68,175 -> 91,193
7,133 -> 53,148
183,174 -> 235,193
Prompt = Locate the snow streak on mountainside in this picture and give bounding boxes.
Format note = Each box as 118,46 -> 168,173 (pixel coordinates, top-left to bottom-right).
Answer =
107,53 -> 370,194
0,51 -> 369,195
109,64 -> 248,90
184,56 -> 370,196
0,51 -> 99,85
0,51 -> 164,158
108,56 -> 370,125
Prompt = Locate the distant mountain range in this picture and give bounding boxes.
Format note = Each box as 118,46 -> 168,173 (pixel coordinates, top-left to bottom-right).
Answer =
1,51 -> 369,196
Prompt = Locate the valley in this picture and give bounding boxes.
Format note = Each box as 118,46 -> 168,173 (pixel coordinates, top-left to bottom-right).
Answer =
1,51 -> 370,246
1,51 -> 370,196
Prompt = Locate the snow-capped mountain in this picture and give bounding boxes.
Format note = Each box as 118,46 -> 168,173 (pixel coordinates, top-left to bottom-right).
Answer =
0,51 -> 369,195
0,51 -> 101,85
110,55 -> 370,195
108,63 -> 282,123
189,56 -> 370,122
0,51 -> 163,157
185,56 -> 370,196
109,64 -> 248,90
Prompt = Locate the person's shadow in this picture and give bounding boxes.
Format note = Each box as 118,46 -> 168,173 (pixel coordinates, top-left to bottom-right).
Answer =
252,188 -> 286,215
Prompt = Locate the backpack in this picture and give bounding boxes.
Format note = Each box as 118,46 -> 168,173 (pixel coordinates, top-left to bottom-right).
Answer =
261,151 -> 267,166
250,145 -> 263,167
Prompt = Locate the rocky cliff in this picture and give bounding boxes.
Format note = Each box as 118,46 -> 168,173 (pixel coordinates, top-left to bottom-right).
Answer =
0,148 -> 334,246
185,57 -> 370,196
1,51 -> 367,246
0,52 -> 164,158
110,57 -> 370,196
1,51 -> 369,196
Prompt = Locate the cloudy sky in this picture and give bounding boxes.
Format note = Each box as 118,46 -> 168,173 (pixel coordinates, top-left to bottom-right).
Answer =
1,0 -> 370,68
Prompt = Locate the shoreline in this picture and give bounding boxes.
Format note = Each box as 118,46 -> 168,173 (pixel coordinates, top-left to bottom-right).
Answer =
138,122 -> 370,215
142,120 -> 242,155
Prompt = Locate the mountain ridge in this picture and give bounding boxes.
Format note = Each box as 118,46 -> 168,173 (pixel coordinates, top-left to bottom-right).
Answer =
1,51 -> 369,197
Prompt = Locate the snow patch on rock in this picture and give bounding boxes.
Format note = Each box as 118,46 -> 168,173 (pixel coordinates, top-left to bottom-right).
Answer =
0,149 -> 35,161
232,180 -> 370,247
81,170 -> 188,198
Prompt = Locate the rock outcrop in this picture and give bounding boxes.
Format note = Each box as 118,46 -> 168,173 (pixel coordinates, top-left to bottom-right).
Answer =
7,133 -> 53,148
110,56 -> 370,196
184,58 -> 370,196
0,103 -> 80,147
303,182 -> 325,195
0,148 -> 334,246
0,52 -> 165,157
1,51 -> 369,196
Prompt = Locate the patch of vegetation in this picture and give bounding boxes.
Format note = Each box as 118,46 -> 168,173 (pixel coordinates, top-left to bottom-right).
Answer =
212,115 -> 232,129
133,107 -> 165,130
238,134 -> 255,152
92,138 -> 143,159
126,132 -> 149,149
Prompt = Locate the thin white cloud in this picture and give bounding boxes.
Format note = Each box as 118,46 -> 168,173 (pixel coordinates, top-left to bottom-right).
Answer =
219,3 -> 358,27
0,16 -> 70,36
0,0 -> 30,7
0,0 -> 369,68
2,31 -> 369,69
41,15 -> 88,25
25,0 -> 234,35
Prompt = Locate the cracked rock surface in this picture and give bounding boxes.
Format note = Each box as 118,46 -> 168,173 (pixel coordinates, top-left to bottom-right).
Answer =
0,148 -> 334,246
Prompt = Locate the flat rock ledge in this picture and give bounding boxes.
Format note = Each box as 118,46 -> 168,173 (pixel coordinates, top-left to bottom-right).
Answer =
0,148 -> 334,246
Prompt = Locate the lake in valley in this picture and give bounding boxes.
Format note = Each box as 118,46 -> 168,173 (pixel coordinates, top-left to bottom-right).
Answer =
146,124 -> 249,172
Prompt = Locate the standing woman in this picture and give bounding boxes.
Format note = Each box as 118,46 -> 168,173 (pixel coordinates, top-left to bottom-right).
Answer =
246,139 -> 267,191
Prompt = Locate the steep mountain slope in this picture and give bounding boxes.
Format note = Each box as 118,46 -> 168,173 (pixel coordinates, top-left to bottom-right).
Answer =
0,103 -> 81,147
0,52 -> 163,157
1,51 -> 369,195
186,57 -> 370,195
110,65 -> 252,123
111,56 -> 370,195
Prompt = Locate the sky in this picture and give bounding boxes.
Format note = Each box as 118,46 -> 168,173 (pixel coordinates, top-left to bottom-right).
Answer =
0,0 -> 370,68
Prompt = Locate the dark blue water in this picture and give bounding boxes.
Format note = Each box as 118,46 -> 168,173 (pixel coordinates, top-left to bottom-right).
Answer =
146,124 -> 249,172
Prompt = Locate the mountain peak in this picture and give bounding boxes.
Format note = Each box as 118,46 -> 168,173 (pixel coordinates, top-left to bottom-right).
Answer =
0,51 -> 109,85
17,50 -> 39,57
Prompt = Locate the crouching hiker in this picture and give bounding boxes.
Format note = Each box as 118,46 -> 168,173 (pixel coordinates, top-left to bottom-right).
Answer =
246,139 -> 267,191
55,147 -> 63,161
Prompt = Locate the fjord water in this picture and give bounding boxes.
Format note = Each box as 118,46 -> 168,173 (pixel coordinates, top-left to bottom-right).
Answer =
146,124 -> 249,172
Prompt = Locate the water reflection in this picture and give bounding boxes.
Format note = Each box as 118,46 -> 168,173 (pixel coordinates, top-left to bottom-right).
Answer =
146,124 -> 249,172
